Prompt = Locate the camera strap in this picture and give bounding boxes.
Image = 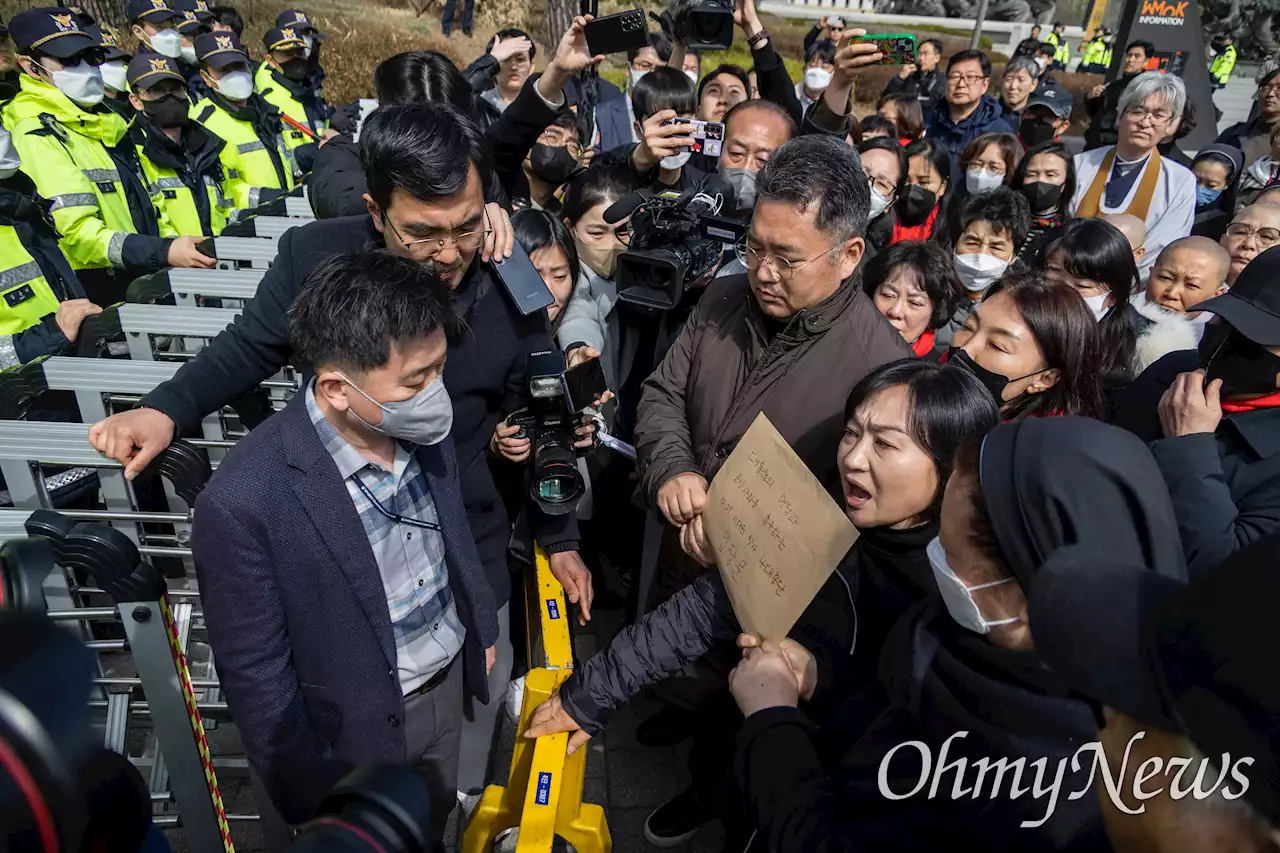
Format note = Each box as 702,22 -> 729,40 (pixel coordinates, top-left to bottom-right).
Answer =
353,477 -> 442,531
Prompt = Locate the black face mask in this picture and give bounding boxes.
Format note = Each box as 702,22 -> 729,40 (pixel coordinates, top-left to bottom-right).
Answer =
281,58 -> 308,81
142,93 -> 190,129
946,346 -> 1046,406
1019,116 -> 1057,148
529,143 -> 578,186
898,184 -> 937,226
1021,180 -> 1064,213
1200,325 -> 1280,397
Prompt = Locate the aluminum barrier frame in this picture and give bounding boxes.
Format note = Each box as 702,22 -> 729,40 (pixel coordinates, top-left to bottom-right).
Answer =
34,513 -> 235,853
168,269 -> 265,307
208,237 -> 279,270
247,216 -> 302,242
36,356 -> 297,465
284,196 -> 313,219
119,304 -> 243,362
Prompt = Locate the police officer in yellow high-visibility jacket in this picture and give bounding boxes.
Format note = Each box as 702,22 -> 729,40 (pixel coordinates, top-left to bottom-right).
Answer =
189,30 -> 294,208
3,8 -> 213,305
0,132 -> 100,369
1211,35 -> 1238,90
254,26 -> 330,172
127,53 -> 238,237
1046,21 -> 1070,70
1078,29 -> 1108,74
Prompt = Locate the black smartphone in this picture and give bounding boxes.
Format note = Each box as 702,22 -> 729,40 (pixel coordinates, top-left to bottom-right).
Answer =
565,356 -> 609,412
196,238 -> 216,257
491,241 -> 555,316
584,8 -> 649,56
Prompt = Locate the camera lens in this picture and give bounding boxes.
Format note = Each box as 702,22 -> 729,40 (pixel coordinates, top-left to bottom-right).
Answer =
530,439 -> 584,515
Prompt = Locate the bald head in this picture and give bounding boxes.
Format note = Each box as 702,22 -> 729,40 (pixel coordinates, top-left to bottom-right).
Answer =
1148,237 -> 1231,315
1103,213 -> 1147,251
1221,203 -> 1280,283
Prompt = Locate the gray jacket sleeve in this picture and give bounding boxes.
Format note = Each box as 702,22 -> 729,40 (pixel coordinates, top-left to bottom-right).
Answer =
555,276 -> 606,353
559,571 -> 740,735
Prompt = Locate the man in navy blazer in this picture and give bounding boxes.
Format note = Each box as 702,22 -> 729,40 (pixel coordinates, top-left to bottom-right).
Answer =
193,250 -> 499,845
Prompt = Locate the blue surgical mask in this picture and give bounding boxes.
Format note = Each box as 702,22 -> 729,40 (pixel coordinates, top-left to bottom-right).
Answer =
340,374 -> 453,446
1196,184 -> 1224,207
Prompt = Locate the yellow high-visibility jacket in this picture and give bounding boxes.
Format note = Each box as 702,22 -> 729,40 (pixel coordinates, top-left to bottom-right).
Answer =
2,76 -> 170,276
191,93 -> 295,208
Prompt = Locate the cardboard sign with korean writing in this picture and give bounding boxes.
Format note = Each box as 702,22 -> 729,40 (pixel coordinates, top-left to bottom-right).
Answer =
702,413 -> 859,642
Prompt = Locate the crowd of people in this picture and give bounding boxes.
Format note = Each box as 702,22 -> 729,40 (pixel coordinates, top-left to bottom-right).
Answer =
1,1 -> 1279,851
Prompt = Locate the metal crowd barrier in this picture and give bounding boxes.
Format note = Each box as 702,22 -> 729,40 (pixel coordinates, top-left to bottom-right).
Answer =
463,547 -> 610,852
29,510 -> 234,853
205,237 -> 280,271
168,269 -> 265,307
119,304 -> 243,362
284,196 -> 313,219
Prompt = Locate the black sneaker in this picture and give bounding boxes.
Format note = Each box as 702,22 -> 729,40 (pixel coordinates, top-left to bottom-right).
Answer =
635,705 -> 695,748
644,788 -> 710,847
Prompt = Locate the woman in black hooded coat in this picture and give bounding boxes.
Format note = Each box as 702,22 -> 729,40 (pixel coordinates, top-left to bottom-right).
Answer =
732,416 -> 1189,852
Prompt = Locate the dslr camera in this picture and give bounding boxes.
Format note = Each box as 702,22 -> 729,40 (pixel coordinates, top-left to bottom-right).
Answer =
505,350 -> 600,516
613,184 -> 747,311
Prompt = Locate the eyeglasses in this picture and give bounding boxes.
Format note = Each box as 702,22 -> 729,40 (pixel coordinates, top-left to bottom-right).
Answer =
1122,106 -> 1175,125
1225,222 -> 1280,246
382,208 -> 491,259
863,172 -> 896,198
947,73 -> 986,85
734,241 -> 837,281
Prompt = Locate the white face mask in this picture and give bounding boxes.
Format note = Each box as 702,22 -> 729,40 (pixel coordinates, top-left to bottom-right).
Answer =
965,167 -> 1004,194
148,27 -> 184,59
0,128 -> 21,180
213,69 -> 254,101
628,67 -> 649,90
685,69 -> 698,84
953,252 -> 1010,292
303,34 -> 314,58
661,150 -> 692,170
99,60 -> 128,93
1083,291 -> 1111,321
868,187 -> 893,219
180,43 -> 198,65
927,538 -> 1020,635
804,67 -> 832,91
41,60 -> 105,107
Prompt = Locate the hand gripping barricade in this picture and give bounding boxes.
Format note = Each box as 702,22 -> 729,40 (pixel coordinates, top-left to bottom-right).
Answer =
462,546 -> 611,853
27,509 -> 235,853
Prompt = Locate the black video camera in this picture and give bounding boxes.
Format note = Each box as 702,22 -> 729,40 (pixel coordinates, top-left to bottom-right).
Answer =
613,185 -> 747,311
670,0 -> 735,50
505,350 -> 590,516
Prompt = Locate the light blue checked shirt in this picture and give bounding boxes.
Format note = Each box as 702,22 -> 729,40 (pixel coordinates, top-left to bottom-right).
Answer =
306,382 -> 464,696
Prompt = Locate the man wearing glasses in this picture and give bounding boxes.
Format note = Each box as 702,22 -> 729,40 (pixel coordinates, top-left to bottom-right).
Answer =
1072,71 -> 1197,276
922,49 -> 1015,160
1220,203 -> 1280,287
88,26 -> 603,803
636,134 -> 908,598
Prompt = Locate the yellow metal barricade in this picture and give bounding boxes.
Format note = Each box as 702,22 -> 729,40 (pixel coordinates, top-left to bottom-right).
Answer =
461,546 -> 611,853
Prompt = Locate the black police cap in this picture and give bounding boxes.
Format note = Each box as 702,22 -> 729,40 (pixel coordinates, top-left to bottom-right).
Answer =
9,7 -> 99,59
127,52 -> 185,89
